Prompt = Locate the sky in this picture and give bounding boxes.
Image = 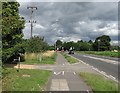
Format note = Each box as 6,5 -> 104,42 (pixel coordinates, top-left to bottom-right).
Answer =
17,0 -> 119,45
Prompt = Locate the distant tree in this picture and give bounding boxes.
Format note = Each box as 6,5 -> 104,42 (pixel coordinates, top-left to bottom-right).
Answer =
56,40 -> 62,49
92,35 -> 111,51
88,40 -> 93,44
49,45 -> 55,50
79,42 -> 91,51
77,40 -> 83,43
63,41 -> 74,51
2,1 -> 25,63
110,45 -> 120,51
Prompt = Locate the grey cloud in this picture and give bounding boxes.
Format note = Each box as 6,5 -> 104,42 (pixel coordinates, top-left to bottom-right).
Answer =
19,2 -> 118,45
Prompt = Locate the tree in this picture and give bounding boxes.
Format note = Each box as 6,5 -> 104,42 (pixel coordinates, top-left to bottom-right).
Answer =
48,45 -> 55,50
2,1 -> 25,63
56,40 -> 62,49
23,36 -> 49,53
92,35 -> 111,51
63,41 -> 74,51
88,40 -> 93,44
77,41 -> 91,51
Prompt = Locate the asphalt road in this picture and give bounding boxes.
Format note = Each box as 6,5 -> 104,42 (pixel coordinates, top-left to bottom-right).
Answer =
70,53 -> 119,81
80,53 -> 120,62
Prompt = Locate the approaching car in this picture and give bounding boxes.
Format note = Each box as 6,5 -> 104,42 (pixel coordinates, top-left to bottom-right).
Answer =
68,50 -> 74,54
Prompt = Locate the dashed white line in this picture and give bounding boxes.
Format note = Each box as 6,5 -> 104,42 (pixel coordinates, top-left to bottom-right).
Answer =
62,71 -> 65,75
86,90 -> 89,93
73,72 -> 76,75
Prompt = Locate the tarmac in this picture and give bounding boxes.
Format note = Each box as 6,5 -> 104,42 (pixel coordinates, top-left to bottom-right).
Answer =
46,53 -> 93,91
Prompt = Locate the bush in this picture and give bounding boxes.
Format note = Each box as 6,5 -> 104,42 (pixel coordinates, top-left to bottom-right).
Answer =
20,54 -> 25,62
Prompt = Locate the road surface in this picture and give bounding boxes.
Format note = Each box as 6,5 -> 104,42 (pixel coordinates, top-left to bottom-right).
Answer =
70,53 -> 119,82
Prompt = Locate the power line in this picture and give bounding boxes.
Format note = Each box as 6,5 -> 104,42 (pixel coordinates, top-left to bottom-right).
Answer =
27,6 -> 37,38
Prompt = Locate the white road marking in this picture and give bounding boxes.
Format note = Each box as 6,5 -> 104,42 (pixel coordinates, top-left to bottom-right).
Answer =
63,63 -> 65,66
83,55 -> 118,65
92,67 -> 118,82
54,71 -> 61,75
73,72 -> 76,75
62,71 -> 65,75
86,90 -> 89,93
69,55 -> 119,83
109,75 -> 116,80
50,79 -> 69,91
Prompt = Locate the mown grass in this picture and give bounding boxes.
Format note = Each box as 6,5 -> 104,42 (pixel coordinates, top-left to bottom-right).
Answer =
22,51 -> 57,65
2,68 -> 52,91
80,72 -> 119,92
61,52 -> 79,64
77,51 -> 119,58
0,61 -> 2,79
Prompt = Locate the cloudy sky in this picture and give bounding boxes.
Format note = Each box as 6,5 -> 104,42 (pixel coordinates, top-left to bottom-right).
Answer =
17,0 -> 118,45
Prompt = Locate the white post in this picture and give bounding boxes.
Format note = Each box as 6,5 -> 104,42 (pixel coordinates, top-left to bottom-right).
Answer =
17,54 -> 21,72
39,53 -> 42,62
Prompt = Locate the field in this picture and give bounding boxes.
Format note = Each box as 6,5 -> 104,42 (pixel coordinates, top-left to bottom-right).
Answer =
61,52 -> 79,64
80,72 -> 119,92
2,68 -> 52,91
77,51 -> 119,58
22,50 -> 57,65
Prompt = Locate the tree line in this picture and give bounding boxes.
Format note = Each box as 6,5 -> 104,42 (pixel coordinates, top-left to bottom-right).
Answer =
54,35 -> 119,51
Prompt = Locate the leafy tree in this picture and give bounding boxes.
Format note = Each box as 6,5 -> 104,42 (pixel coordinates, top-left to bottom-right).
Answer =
110,45 -> 120,51
63,40 -> 92,51
88,40 -> 93,44
56,40 -> 62,49
63,41 -> 74,51
2,1 -> 25,63
92,35 -> 111,51
77,41 -> 91,51
23,36 -> 49,53
48,45 -> 55,50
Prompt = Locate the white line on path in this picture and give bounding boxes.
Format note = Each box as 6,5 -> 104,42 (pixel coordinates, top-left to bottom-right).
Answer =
54,71 -> 61,75
62,71 -> 65,75
73,72 -> 76,75
50,79 -> 69,91
86,90 -> 89,93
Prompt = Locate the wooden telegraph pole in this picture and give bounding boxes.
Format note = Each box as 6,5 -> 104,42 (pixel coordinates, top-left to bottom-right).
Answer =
27,6 -> 37,38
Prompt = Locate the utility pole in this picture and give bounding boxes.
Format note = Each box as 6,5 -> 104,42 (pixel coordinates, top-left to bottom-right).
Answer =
27,6 -> 37,38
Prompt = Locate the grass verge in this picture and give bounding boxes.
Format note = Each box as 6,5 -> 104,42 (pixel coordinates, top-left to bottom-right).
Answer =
77,51 -> 119,58
80,72 -> 119,92
22,51 -> 57,65
61,52 -> 79,64
2,68 -> 52,91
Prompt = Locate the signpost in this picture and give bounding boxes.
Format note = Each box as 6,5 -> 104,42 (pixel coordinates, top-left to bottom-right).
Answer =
17,53 -> 21,72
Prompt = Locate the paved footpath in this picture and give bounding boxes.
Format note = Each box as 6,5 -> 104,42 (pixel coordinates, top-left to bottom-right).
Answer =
46,53 -> 92,92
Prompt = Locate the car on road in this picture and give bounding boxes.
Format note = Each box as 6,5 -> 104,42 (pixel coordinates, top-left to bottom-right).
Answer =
68,50 -> 74,54
68,47 -> 74,54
